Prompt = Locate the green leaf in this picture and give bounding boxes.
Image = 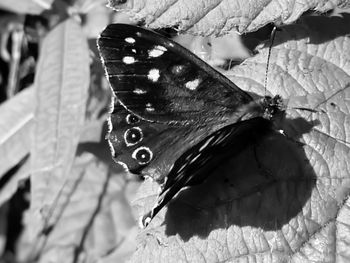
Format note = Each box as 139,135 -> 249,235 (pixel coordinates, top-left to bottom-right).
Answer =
109,0 -> 350,35
0,0 -> 53,14
0,87 -> 33,180
21,153 -> 136,263
29,18 -> 90,236
131,14 -> 350,263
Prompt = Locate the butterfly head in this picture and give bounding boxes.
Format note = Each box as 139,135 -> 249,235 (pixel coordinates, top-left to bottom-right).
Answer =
261,95 -> 286,120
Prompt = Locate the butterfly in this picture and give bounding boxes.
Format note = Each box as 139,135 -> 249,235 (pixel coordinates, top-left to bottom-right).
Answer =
97,23 -> 286,227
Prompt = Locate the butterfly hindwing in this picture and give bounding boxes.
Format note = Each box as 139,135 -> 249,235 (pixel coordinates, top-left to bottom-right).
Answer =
108,99 -> 217,176
141,117 -> 275,226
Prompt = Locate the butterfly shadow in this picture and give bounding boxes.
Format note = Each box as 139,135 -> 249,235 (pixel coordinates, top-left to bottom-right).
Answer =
162,117 -> 319,241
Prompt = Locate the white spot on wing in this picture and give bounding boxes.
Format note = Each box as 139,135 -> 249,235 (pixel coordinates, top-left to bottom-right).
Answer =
278,129 -> 285,135
125,37 -> 136,43
172,65 -> 185,75
124,127 -> 143,146
126,114 -> 138,124
199,136 -> 215,152
185,79 -> 200,90
190,153 -> 201,163
149,49 -> 164,58
132,146 -> 153,164
134,88 -> 147,94
131,49 -> 136,53
148,45 -> 167,57
157,45 -> 167,51
213,131 -> 231,145
178,163 -> 187,173
147,69 -> 160,82
123,56 -> 135,64
146,103 -> 155,112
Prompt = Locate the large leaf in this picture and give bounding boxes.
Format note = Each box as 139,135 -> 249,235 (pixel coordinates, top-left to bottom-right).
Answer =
29,18 -> 90,236
131,14 -> 350,263
108,0 -> 350,35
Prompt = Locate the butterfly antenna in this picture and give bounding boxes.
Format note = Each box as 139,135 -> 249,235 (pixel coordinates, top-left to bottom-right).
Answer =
264,26 -> 278,95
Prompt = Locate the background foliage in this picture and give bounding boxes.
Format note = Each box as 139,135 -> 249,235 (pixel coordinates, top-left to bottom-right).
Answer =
0,0 -> 349,262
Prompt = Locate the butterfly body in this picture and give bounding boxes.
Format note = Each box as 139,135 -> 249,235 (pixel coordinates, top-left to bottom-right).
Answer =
97,24 -> 285,227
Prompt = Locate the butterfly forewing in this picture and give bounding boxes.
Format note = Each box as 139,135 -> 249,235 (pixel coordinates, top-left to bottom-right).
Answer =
98,23 -> 260,176
98,23 -> 253,124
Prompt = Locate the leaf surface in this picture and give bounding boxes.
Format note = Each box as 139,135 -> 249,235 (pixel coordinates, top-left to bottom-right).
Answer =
22,154 -> 137,263
0,87 -> 33,180
29,18 -> 90,236
131,14 -> 350,263
0,0 -> 53,14
109,0 -> 350,35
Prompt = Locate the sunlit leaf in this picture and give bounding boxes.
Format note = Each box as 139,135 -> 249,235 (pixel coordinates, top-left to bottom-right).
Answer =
108,0 -> 350,35
131,14 -> 350,263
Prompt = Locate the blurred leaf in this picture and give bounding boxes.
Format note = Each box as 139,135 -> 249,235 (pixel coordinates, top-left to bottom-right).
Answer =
108,0 -> 350,35
0,203 -> 8,256
131,14 -> 350,263
0,91 -> 104,207
0,0 -> 53,15
19,153 -> 136,263
0,87 -> 33,180
79,120 -> 105,143
0,156 -> 30,206
74,0 -> 107,14
0,13 -> 24,62
29,18 -> 90,236
83,5 -> 110,39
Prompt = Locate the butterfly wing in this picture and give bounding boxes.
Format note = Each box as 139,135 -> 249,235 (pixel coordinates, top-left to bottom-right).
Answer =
108,100 -> 215,175
98,23 -> 253,125
98,24 -> 259,175
141,117 -> 274,226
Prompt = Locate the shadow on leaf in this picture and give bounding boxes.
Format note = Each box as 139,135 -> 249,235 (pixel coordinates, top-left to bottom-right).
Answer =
274,13 -> 350,45
240,13 -> 350,57
162,117 -> 318,241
